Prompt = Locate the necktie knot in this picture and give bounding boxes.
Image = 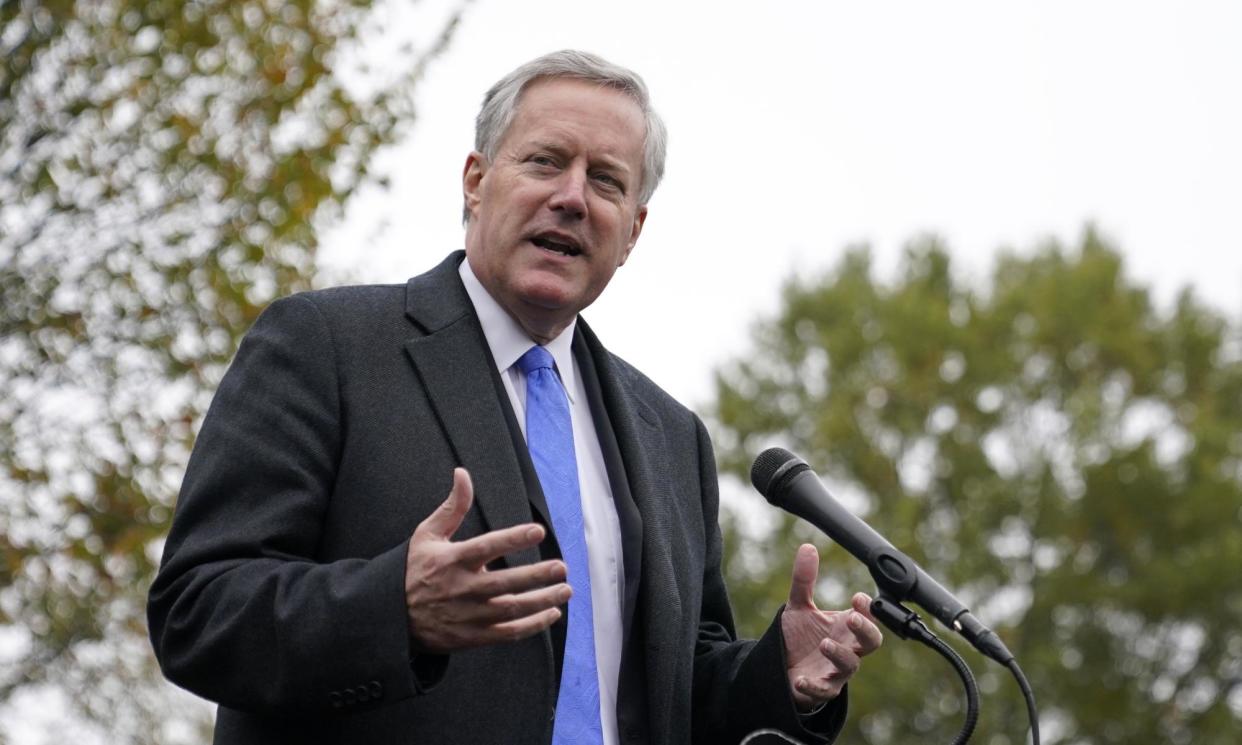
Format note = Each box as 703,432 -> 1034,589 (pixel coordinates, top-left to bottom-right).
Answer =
517,345 -> 556,375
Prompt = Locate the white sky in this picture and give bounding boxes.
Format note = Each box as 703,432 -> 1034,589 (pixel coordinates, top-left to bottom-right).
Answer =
325,0 -> 1242,410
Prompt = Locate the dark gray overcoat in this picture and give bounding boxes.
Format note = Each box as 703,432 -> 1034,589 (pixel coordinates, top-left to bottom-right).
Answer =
147,252 -> 845,744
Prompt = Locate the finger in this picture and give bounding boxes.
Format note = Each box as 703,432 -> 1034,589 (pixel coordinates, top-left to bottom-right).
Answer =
454,522 -> 548,570
852,592 -> 878,621
794,673 -> 845,704
487,606 -> 563,644
418,605 -> 563,653
787,544 -> 820,609
844,609 -> 884,655
419,468 -> 475,539
819,637 -> 861,678
474,582 -> 573,624
470,559 -> 568,599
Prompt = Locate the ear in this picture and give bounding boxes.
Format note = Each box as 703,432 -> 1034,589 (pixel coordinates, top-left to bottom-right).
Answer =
618,205 -> 648,267
462,151 -> 488,220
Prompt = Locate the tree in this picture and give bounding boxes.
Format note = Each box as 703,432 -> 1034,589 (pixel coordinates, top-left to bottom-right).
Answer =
0,1 -> 464,741
712,228 -> 1242,744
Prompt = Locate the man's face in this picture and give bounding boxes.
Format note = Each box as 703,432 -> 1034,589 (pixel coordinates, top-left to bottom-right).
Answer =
462,77 -> 648,341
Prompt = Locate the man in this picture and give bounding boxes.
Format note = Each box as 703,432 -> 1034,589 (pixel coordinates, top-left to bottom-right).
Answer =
148,50 -> 881,744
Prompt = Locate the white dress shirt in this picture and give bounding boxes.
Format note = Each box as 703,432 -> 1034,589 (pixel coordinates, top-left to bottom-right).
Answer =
459,259 -> 625,745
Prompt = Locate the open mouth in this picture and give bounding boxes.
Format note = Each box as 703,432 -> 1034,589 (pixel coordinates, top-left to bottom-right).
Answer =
531,235 -> 582,257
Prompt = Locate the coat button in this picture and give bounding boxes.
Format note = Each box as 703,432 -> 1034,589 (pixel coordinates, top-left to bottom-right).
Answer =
369,681 -> 383,699
343,687 -> 357,705
329,692 -> 343,709
356,686 -> 370,703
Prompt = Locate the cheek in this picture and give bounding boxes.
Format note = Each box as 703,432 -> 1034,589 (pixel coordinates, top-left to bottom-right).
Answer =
590,262 -> 622,292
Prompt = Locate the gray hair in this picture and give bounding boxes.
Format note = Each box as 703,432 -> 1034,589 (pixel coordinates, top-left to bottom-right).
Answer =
466,50 -> 667,220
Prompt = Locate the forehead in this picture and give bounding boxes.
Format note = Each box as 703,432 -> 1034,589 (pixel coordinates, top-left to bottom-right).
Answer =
503,78 -> 646,161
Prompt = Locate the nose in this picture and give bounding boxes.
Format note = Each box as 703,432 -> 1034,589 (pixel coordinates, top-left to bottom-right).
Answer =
546,166 -> 587,220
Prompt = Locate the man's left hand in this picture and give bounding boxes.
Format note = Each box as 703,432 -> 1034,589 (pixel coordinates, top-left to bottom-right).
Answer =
781,543 -> 884,710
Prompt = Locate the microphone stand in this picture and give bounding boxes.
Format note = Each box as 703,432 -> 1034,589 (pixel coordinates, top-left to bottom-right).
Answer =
866,544 -> 1040,744
737,592 -> 981,745
739,729 -> 813,744
870,594 -> 980,745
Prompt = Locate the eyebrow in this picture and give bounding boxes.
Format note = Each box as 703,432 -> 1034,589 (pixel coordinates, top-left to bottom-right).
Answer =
527,140 -> 634,178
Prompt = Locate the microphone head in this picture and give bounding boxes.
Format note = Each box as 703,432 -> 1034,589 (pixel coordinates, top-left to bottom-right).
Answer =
750,447 -> 811,503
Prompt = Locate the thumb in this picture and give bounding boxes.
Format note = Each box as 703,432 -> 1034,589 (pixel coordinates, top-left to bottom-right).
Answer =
787,543 -> 820,609
419,467 -> 474,539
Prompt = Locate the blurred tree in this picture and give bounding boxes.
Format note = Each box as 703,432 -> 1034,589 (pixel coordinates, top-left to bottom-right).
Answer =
0,1 -> 465,741
712,229 -> 1242,744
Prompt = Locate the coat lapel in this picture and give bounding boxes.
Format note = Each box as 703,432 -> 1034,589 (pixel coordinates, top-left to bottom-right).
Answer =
577,320 -> 682,741
401,253 -> 540,568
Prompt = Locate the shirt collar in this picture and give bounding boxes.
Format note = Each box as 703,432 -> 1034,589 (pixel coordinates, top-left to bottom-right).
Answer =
459,257 -> 578,402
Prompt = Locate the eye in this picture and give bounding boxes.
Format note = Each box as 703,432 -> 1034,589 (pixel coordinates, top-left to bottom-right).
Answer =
528,154 -> 558,167
592,172 -> 624,192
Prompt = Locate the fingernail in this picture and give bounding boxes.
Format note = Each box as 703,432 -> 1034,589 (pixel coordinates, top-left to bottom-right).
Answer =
849,612 -> 862,628
526,526 -> 541,540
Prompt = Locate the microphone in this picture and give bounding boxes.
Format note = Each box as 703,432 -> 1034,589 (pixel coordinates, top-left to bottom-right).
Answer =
751,447 -> 1014,665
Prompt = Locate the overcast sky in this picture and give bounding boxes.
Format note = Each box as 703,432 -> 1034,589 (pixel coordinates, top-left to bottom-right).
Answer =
321,0 -> 1242,409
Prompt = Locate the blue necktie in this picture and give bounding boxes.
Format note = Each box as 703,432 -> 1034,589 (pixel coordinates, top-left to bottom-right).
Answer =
517,346 -> 603,745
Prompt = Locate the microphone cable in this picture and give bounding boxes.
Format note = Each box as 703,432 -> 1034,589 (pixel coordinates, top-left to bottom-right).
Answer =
1007,658 -> 1041,745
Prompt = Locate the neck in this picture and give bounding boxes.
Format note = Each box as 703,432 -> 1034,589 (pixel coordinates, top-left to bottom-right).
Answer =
512,310 -> 571,346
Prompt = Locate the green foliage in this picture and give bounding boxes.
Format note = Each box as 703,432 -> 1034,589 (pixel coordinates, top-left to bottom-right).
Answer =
0,0 -> 463,740
713,229 -> 1242,744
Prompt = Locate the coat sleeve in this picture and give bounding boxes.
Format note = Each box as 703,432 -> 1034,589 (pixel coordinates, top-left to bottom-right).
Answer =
688,415 -> 848,744
146,294 -> 425,715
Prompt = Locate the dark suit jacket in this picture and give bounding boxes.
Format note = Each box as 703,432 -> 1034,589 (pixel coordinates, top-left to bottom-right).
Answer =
147,252 -> 846,744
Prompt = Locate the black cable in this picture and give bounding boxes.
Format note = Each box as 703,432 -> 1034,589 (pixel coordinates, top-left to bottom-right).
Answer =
1006,659 -> 1040,745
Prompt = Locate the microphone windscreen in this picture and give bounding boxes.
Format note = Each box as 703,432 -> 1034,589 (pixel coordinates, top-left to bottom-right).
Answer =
750,447 -> 804,498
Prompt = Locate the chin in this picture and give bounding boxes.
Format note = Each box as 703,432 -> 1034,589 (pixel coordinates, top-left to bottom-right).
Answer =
514,277 -> 581,310
519,294 -> 578,320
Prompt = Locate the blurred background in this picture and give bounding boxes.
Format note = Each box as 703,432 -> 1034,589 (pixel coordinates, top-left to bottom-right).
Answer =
2,1 -> 1239,743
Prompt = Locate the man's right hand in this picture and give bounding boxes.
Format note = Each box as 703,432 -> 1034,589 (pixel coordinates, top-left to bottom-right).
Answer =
405,467 -> 570,653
